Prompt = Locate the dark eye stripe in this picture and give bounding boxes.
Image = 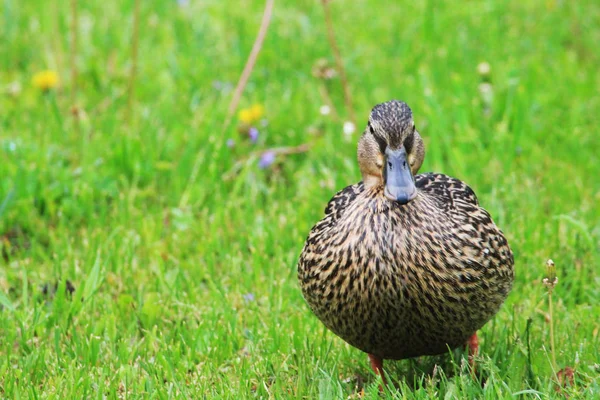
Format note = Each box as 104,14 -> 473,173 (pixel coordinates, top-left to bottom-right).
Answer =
404,132 -> 413,152
373,133 -> 387,154
367,120 -> 386,153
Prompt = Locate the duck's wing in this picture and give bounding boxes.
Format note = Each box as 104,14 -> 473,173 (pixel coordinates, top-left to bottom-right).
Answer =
322,182 -> 365,222
416,172 -> 514,272
415,172 -> 480,212
298,182 -> 364,291
300,182 -> 364,255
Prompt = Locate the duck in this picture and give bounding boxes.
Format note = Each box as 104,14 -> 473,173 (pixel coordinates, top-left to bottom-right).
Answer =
297,100 -> 514,383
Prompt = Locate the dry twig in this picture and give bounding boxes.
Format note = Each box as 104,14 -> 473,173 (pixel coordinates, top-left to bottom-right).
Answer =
320,0 -> 355,125
180,0 -> 275,207
222,0 -> 275,133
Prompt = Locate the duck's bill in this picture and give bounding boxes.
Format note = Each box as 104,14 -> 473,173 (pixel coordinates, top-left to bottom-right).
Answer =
384,147 -> 417,204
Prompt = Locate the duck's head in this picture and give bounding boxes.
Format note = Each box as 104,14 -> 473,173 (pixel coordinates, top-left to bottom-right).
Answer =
357,100 -> 425,204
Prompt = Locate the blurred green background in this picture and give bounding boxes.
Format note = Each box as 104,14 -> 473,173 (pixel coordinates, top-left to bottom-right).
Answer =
1,0 -> 599,398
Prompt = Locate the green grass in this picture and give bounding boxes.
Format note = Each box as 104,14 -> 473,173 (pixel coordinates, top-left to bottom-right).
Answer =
1,0 -> 599,398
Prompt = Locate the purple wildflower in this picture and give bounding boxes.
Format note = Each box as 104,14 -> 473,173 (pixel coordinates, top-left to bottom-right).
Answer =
226,139 -> 235,148
243,293 -> 255,303
177,0 -> 190,7
248,127 -> 259,143
258,151 -> 276,169
212,80 -> 233,92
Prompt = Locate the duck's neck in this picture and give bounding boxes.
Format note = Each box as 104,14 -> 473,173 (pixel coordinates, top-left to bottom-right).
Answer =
362,174 -> 383,189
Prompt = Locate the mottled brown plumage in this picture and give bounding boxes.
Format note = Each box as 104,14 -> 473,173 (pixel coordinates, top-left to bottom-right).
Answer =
298,100 -> 514,370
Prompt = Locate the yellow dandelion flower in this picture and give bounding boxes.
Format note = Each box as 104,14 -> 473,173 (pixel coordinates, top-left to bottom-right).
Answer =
239,108 -> 254,124
249,104 -> 264,121
32,70 -> 59,91
238,103 -> 265,124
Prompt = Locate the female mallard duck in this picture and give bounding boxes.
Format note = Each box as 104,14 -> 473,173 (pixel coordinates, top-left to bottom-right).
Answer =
298,100 -> 514,381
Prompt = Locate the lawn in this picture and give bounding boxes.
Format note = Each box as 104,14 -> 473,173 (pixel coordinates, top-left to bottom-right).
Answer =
1,0 -> 599,398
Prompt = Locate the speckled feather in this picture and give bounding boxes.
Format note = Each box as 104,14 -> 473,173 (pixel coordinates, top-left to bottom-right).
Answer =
298,173 -> 514,360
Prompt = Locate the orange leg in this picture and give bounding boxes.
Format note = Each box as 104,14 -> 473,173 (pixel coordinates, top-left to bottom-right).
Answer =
368,353 -> 387,387
467,333 -> 479,373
